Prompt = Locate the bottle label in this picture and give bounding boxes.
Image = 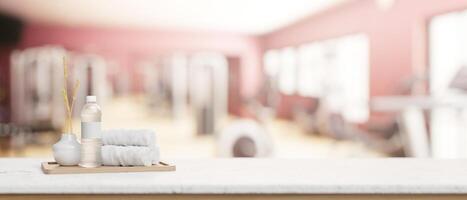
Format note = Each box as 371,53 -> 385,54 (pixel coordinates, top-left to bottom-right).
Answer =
81,122 -> 101,139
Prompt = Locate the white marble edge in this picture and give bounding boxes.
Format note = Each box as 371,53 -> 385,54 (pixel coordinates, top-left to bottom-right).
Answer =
1,158 -> 467,194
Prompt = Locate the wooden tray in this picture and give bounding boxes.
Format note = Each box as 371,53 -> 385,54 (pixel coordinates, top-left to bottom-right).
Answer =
41,161 -> 176,174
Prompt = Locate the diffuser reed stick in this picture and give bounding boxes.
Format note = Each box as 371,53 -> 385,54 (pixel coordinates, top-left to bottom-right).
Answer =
62,56 -> 80,134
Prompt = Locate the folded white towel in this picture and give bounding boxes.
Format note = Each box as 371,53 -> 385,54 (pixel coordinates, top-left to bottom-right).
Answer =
102,129 -> 156,148
101,129 -> 160,165
152,146 -> 160,165
101,145 -> 155,167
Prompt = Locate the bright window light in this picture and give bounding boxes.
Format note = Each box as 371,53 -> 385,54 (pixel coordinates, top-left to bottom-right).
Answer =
263,50 -> 280,77
278,47 -> 297,95
295,34 -> 369,123
297,42 -> 325,97
334,34 -> 369,123
429,10 -> 467,158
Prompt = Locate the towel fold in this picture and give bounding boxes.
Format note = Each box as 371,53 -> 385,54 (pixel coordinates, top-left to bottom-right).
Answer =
101,145 -> 154,167
101,129 -> 160,166
102,129 -> 156,148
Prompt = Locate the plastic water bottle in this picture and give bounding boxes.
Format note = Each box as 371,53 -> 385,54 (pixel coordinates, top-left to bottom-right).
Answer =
79,95 -> 102,168
81,96 -> 102,138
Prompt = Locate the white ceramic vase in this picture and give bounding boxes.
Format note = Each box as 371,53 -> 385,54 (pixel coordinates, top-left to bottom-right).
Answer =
52,133 -> 81,166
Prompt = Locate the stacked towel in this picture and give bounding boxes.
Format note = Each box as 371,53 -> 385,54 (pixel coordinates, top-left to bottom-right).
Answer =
101,129 -> 160,167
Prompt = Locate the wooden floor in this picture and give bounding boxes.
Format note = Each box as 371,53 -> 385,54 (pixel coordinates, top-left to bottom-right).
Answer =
2,194 -> 467,200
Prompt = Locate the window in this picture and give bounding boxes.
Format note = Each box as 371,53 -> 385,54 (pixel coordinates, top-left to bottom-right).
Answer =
296,34 -> 369,123
429,11 -> 467,158
263,50 -> 280,77
332,34 -> 369,123
278,47 -> 297,95
297,42 -> 325,97
263,34 -> 369,123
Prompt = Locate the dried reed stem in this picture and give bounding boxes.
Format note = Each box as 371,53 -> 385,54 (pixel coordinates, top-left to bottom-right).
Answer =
69,80 -> 80,133
62,56 -> 80,134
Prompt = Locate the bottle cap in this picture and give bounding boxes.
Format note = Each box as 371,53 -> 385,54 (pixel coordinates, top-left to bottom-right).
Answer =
86,96 -> 97,103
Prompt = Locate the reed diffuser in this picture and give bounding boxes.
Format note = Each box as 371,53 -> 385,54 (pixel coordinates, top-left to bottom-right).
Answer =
62,56 -> 80,135
52,56 -> 82,166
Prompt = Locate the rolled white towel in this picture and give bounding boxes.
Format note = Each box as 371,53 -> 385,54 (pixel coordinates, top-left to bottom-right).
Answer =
101,145 -> 155,167
102,129 -> 156,148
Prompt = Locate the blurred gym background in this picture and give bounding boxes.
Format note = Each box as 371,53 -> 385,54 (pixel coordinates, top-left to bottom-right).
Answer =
1,0 -> 467,159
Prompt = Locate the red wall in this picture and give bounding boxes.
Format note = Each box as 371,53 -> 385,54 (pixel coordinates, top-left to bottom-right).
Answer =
18,24 -> 263,97
262,0 -> 467,123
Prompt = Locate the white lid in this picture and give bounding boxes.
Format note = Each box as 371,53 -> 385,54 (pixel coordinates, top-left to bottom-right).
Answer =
86,96 -> 97,103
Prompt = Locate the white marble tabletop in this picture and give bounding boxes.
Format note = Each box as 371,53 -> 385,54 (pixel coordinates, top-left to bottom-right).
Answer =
1,158 -> 467,194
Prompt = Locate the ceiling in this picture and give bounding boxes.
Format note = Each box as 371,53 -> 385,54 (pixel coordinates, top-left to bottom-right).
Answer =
0,0 -> 345,35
